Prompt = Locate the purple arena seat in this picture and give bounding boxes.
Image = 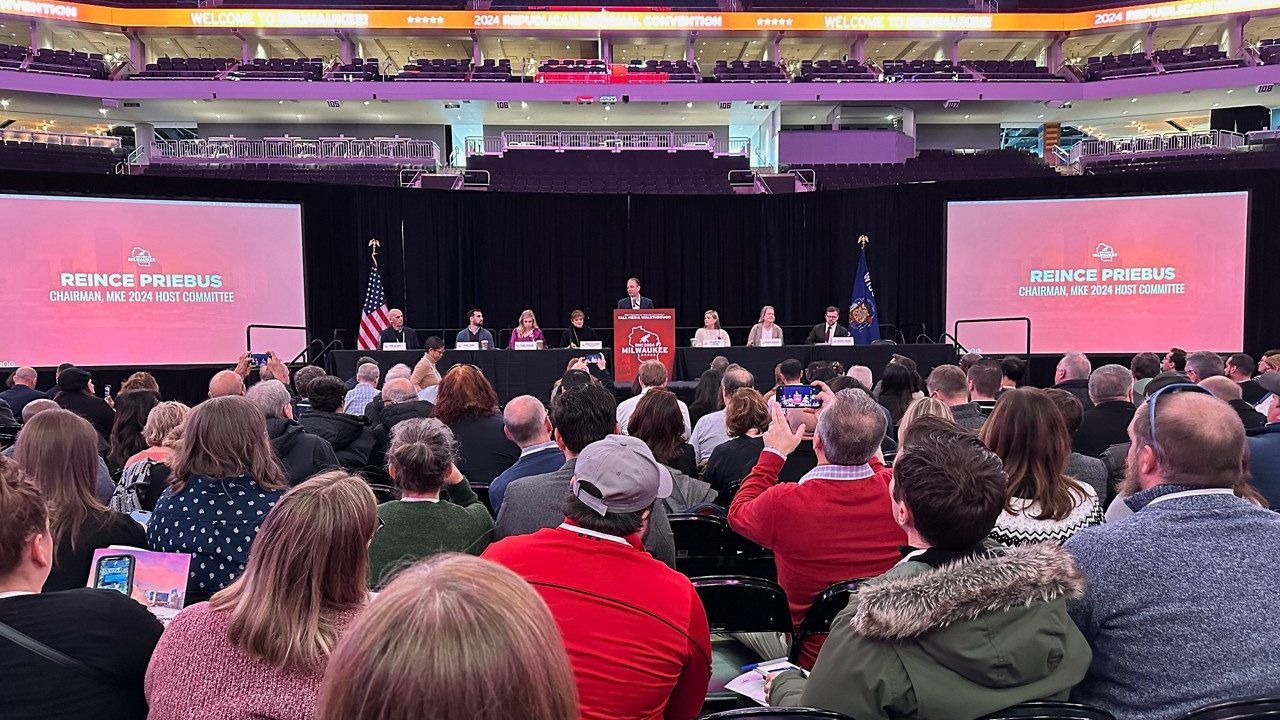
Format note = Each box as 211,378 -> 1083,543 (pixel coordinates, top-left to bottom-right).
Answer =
131,56 -> 236,80
1153,44 -> 1243,73
396,58 -> 475,81
1083,52 -> 1157,81
712,59 -> 790,83
24,47 -> 109,79
625,59 -> 701,82
227,57 -> 325,81
795,149 -> 1058,190
796,59 -> 877,82
140,162 -> 424,187
881,59 -> 973,81
0,142 -> 121,174
468,147 -> 748,194
329,58 -> 382,82
965,59 -> 1064,81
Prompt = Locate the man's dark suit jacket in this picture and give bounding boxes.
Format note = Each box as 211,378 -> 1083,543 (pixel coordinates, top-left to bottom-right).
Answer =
1073,399 -> 1137,458
805,322 -> 850,345
379,326 -> 420,349
617,296 -> 655,310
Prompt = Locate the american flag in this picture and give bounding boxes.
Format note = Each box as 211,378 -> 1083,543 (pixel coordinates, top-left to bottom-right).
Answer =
357,264 -> 391,350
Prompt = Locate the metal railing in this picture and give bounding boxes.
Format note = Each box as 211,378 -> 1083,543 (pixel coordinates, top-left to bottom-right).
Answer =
150,136 -> 440,166
1069,129 -> 1244,164
464,131 -> 750,158
1,129 -> 121,149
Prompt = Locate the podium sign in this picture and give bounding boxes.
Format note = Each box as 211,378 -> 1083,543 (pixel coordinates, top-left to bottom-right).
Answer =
614,309 -> 676,383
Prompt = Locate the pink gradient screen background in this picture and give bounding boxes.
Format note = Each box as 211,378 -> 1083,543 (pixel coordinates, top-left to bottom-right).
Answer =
0,194 -> 306,367
945,192 -> 1248,354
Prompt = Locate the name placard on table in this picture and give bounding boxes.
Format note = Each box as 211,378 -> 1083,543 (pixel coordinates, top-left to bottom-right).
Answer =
382,342 -> 407,351
830,336 -> 856,346
514,341 -> 539,350
455,341 -> 480,350
701,338 -> 726,348
759,338 -> 784,347
579,340 -> 603,350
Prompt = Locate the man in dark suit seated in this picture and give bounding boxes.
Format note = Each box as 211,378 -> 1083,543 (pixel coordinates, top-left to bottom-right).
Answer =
1,367 -> 45,420
1073,364 -> 1136,457
379,308 -> 420,349
805,306 -> 850,345
617,277 -> 654,310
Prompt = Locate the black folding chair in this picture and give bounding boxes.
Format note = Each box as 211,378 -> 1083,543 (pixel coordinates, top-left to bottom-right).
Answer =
724,530 -> 777,582
0,423 -> 21,450
699,709 -> 855,719
669,513 -> 732,578
787,578 -> 868,663
982,701 -> 1117,720
693,575 -> 794,714
1175,696 -> 1280,720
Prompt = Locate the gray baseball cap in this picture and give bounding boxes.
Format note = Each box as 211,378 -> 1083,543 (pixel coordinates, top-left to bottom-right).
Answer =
1256,371 -> 1280,395
571,434 -> 673,516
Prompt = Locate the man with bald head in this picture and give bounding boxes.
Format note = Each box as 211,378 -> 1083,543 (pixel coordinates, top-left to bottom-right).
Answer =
1199,375 -> 1265,430
208,370 -> 246,399
1065,390 -> 1280,720
379,308 -> 419,349
368,377 -> 436,473
488,395 -> 564,514
1,367 -> 43,419
1052,352 -> 1094,411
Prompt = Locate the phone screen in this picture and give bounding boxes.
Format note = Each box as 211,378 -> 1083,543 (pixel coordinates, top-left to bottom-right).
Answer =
250,352 -> 270,367
94,555 -> 134,595
777,384 -> 821,409
583,353 -> 602,363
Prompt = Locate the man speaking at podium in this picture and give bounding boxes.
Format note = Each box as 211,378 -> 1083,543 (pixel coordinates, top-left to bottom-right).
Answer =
379,308 -> 420,349
617,277 -> 654,310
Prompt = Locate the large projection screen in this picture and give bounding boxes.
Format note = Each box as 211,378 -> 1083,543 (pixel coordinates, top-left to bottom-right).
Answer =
0,194 -> 306,368
945,192 -> 1248,355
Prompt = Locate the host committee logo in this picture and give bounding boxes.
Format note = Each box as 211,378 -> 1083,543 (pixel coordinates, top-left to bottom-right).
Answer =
128,246 -> 157,268
1091,243 -> 1118,262
623,325 -> 668,357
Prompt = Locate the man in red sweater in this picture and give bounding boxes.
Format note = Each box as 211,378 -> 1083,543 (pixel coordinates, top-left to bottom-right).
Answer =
484,434 -> 712,720
729,387 -> 906,667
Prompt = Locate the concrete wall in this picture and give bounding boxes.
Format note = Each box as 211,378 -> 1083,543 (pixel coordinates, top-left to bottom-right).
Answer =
778,130 -> 915,165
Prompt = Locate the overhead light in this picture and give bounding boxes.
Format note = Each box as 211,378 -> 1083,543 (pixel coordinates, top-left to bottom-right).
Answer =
686,101 -> 693,108
885,114 -> 894,120
1130,97 -> 1138,102
377,114 -> 383,120
0,99 -> 9,109
295,113 -> 302,120
192,99 -> 198,104
363,100 -> 370,105
1226,89 -> 1234,94
681,116 -> 686,120
964,114 -> 970,118
520,101 -> 528,109
215,113 -> 221,119
811,115 -> 817,120
98,108 -> 107,115
1212,102 -> 1220,107
278,100 -> 284,104
1123,110 -> 1129,114
525,115 -> 531,120
1037,113 -> 1045,119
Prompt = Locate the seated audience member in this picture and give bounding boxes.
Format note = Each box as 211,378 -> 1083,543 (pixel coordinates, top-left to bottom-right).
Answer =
805,306 -> 849,345
248,380 -> 339,486
43,363 -> 74,399
509,309 -> 546,348
363,363 -> 413,426
1183,350 -> 1225,384
342,363 -> 380,416
926,365 -> 981,431
1225,352 -> 1265,405
874,362 -> 916,432
560,309 -> 601,348
15,409 -> 147,591
1066,388 -> 1280,720
847,364 -> 873,389
456,308 -> 496,348
968,359 -> 1003,415
687,368 -> 724,428
980,389 -> 1103,545
730,389 -> 907,666
112,401 -> 190,514
1044,389 -> 1110,501
485,436 -> 710,720
1245,379 -> 1280,509
770,359 -> 819,429
1129,352 -> 1162,396
289,365 -> 326,416
379,308 -> 418,350
747,305 -> 783,347
770,423 -> 1091,717
1200,376 -> 1266,430
897,397 -> 955,445
433,365 -> 519,487
1074,365 -> 1137,458
107,389 -> 161,474
368,378 -> 435,473
410,336 -> 446,391
368,419 -> 494,587
691,364 -> 755,464
52,367 -> 115,439
208,369 -> 247,399
1162,346 -> 1188,372
341,356 -> 375,391
703,388 -> 772,506
0,366 -> 45,419
120,371 -> 161,395
1262,350 -> 1280,373
693,309 -> 731,347
319,554 -> 578,720
0,397 -> 15,426
808,361 -> 842,385
496,384 -> 676,566
628,389 -> 716,512
148,396 -> 290,603
4,399 -> 113,502
297,376 -> 376,473
617,360 -> 691,437
1052,353 -> 1093,411
146,472 -> 374,720
0,459 -> 163,720
999,355 -> 1026,390
489,396 -> 564,514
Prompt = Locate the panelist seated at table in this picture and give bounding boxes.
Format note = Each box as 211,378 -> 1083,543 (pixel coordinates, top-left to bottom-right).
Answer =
509,309 -> 546,349
747,305 -> 784,347
805,306 -> 851,345
560,310 -> 602,348
455,308 -> 496,348
692,309 -> 732,347
617,276 -> 654,310
379,308 -> 420,349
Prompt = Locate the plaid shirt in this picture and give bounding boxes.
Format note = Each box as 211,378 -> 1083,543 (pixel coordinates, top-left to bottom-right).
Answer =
343,383 -> 377,415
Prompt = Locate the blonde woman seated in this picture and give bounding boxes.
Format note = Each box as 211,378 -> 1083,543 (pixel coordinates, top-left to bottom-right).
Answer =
895,397 -> 955,447
746,305 -> 783,346
509,309 -> 546,348
318,554 -> 579,720
693,310 -> 731,347
145,471 -> 376,720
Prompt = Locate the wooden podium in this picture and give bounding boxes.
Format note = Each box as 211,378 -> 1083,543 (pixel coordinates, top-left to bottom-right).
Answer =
613,308 -> 676,383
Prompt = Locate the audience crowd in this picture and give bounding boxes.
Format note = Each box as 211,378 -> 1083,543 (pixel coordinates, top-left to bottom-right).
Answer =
1,341 -> 1279,720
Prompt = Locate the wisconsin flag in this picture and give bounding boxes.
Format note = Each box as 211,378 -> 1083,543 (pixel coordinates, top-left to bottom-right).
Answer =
849,244 -> 881,344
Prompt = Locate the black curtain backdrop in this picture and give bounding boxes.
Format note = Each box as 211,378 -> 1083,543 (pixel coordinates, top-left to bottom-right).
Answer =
2,166 -> 1275,369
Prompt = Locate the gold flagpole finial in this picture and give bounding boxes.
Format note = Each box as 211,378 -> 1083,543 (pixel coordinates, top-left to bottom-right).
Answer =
857,234 -> 869,248
368,238 -> 381,265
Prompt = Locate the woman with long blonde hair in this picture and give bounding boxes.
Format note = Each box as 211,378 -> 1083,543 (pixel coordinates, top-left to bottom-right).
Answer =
509,309 -> 546,348
146,471 -> 376,720
318,554 -> 578,720
896,396 -> 955,448
747,305 -> 783,347
15,408 -> 147,591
